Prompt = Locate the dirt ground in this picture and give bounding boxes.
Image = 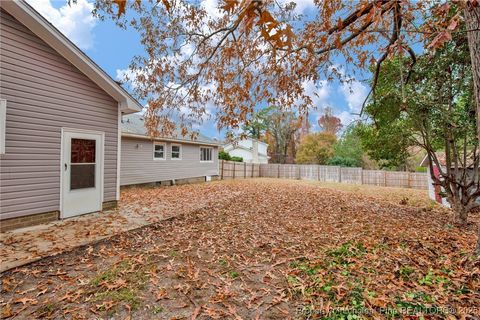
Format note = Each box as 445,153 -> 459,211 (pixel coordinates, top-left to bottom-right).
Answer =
1,179 -> 479,319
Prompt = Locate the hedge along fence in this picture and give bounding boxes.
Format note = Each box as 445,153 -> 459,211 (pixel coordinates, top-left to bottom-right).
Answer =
219,160 -> 428,190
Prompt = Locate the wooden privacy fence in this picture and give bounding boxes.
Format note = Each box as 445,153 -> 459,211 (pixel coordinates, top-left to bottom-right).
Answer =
220,160 -> 261,179
219,161 -> 428,189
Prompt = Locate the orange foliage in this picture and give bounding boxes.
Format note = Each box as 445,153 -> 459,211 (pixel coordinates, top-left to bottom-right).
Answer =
93,0 -> 478,140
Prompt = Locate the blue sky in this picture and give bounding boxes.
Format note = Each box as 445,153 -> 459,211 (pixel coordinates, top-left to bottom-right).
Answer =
28,0 -> 370,139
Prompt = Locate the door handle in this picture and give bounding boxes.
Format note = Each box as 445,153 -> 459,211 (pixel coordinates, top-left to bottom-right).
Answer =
64,163 -> 67,171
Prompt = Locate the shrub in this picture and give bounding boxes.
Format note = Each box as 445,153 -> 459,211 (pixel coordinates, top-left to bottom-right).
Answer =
328,156 -> 359,167
218,150 -> 231,160
231,156 -> 243,162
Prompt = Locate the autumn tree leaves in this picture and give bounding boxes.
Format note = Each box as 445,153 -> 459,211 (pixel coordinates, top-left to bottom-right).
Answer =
94,1 -> 475,139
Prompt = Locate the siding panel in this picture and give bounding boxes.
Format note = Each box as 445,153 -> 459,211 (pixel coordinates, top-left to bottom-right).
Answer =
121,137 -> 219,186
0,9 -> 119,220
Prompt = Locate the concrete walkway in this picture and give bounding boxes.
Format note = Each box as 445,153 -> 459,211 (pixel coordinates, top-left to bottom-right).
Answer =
0,206 -> 157,273
1,182 -> 241,273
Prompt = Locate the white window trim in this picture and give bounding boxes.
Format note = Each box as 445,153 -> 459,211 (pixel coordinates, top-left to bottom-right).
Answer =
171,143 -> 182,160
200,146 -> 214,163
0,99 -> 6,155
153,142 -> 166,160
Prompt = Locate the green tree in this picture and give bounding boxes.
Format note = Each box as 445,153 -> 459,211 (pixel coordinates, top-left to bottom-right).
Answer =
360,32 -> 479,230
241,107 -> 271,139
329,125 -> 364,167
295,133 -> 336,165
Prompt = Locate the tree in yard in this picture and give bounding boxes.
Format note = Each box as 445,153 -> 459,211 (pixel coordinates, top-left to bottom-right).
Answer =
328,124 -> 365,167
264,108 -> 300,164
356,120 -> 413,170
241,107 -> 271,140
94,0 -> 480,142
360,33 -> 479,231
318,106 -> 342,136
295,132 -> 336,165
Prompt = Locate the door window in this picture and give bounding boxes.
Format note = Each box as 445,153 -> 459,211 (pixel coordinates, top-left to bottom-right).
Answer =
70,138 -> 96,190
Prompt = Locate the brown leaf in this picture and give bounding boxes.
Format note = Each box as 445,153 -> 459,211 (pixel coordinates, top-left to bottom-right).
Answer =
1,304 -> 14,318
13,297 -> 38,306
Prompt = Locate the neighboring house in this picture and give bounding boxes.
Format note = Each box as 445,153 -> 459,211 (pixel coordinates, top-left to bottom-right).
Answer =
223,138 -> 269,164
0,1 -> 142,230
419,153 -> 479,207
120,114 -> 220,186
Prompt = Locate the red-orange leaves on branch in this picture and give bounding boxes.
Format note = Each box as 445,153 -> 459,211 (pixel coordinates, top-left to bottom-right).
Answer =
318,107 -> 342,136
428,31 -> 453,51
221,0 -> 238,14
93,0 -> 475,141
112,0 -> 127,16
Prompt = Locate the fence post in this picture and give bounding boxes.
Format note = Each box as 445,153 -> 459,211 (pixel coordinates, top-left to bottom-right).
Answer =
277,164 -> 280,178
317,165 -> 320,181
338,167 -> 342,183
221,160 -> 224,180
360,168 -> 364,185
297,166 -> 301,180
407,172 -> 412,188
383,171 -> 387,186
244,162 -> 246,178
233,161 -> 236,179
251,164 -> 254,178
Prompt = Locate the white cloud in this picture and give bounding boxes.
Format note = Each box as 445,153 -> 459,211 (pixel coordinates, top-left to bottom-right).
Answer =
302,79 -> 330,107
328,78 -> 368,127
116,68 -> 137,88
26,0 -> 96,50
337,110 -> 354,126
277,0 -> 316,13
339,79 -> 369,114
201,0 -> 224,18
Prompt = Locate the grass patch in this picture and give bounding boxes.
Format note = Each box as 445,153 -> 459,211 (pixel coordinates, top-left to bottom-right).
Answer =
94,288 -> 141,310
34,302 -> 57,318
89,258 -> 150,312
288,242 -> 371,315
152,305 -> 164,314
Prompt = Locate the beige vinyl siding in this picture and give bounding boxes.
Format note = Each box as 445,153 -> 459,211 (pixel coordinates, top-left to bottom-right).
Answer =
0,9 -> 118,220
121,137 -> 219,186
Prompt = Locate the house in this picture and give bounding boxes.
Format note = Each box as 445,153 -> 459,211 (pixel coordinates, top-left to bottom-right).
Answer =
120,114 -> 220,186
419,152 -> 479,207
223,137 -> 269,164
0,1 -> 142,231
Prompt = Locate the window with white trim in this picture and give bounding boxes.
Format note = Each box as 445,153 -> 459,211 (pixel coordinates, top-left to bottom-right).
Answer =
171,144 -> 181,159
200,147 -> 213,162
0,99 -> 6,155
153,143 -> 165,160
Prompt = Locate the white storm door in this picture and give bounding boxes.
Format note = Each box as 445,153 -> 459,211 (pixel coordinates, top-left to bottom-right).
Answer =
61,129 -> 104,218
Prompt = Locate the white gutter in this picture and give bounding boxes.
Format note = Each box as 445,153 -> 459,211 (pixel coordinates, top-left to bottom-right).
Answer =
121,132 -> 221,147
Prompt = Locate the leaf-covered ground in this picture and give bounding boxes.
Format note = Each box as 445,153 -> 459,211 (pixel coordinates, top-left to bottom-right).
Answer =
1,179 -> 479,319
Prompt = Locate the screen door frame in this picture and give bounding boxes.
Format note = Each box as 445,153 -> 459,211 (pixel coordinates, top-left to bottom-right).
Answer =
60,128 -> 104,219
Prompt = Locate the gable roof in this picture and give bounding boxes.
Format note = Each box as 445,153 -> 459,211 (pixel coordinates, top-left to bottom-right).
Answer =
122,113 -> 220,146
0,0 -> 142,114
419,152 -> 477,168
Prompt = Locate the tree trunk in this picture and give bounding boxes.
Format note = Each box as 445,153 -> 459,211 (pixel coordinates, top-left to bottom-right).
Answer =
464,4 -> 480,140
452,201 -> 468,226
476,225 -> 480,255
